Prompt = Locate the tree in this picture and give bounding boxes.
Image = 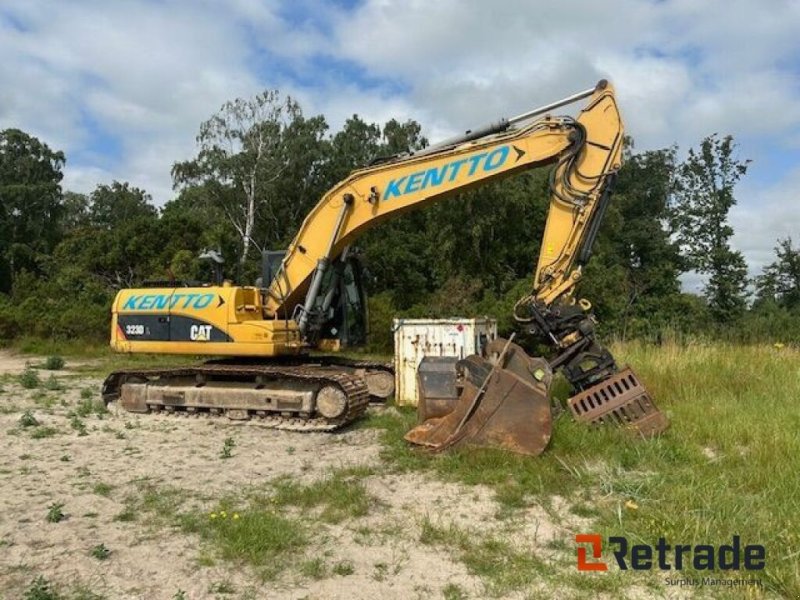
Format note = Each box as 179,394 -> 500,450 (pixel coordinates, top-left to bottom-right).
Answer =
88,181 -> 156,228
0,129 -> 65,291
172,90 -> 324,268
671,134 -> 750,323
756,238 -> 800,310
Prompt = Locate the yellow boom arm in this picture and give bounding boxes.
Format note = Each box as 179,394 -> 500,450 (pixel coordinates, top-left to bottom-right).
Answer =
266,80 -> 623,331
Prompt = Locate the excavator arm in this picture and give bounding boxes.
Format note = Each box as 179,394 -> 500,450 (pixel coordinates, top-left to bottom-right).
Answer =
265,80 -> 622,332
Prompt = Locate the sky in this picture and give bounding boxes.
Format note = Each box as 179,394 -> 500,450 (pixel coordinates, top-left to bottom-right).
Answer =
1,0 -> 799,290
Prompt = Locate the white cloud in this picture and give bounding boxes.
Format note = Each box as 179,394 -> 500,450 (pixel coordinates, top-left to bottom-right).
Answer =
1,0 -> 798,281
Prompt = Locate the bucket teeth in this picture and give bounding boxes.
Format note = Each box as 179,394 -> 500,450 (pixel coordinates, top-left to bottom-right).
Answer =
567,366 -> 669,437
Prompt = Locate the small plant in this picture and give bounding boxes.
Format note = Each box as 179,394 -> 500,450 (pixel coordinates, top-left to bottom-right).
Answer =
93,482 -> 114,497
173,590 -> 186,600
208,581 -> 235,594
70,415 -> 88,436
19,368 -> 41,389
115,430 -> 126,440
90,543 -> 111,560
442,583 -> 467,600
31,426 -> 59,439
300,557 -> 327,579
220,437 -> 235,459
19,410 -> 39,427
332,560 -> 355,576
23,575 -> 61,600
286,446 -> 296,455
60,455 -> 71,462
46,502 -> 65,523
44,356 -> 65,370
80,388 -> 94,400
44,374 -> 62,391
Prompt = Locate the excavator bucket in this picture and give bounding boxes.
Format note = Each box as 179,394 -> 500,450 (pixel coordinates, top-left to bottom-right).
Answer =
405,338 -> 554,456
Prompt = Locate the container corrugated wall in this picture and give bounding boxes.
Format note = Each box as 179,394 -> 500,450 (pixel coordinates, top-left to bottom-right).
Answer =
393,318 -> 498,406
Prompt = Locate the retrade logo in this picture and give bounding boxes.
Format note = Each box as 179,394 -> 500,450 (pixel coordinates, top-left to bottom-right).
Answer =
575,534 -> 765,572
576,534 -> 607,571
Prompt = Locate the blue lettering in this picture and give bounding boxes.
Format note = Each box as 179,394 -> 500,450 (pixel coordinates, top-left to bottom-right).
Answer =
422,165 -> 447,189
139,295 -> 156,310
182,294 -> 197,309
484,146 -> 509,171
448,158 -> 469,181
123,295 -> 140,310
404,171 -> 424,194
384,177 -> 406,200
170,294 -> 184,309
153,295 -> 170,310
467,153 -> 487,176
193,294 -> 214,309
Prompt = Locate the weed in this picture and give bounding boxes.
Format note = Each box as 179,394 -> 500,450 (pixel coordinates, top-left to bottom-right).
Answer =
332,560 -> 355,576
19,368 -> 41,389
271,467 -> 374,523
70,415 -> 88,436
44,356 -> 65,370
31,426 -> 59,439
220,437 -> 235,459
90,543 -> 111,560
19,410 -> 39,428
80,388 -> 94,400
372,562 -> 389,582
43,375 -> 62,391
93,482 -> 114,497
114,430 -> 126,440
23,576 -> 61,600
442,583 -> 467,600
173,591 -> 186,600
300,557 -> 327,580
46,503 -> 65,523
286,446 -> 296,455
74,398 -> 107,418
208,581 -> 235,595
181,507 -> 307,575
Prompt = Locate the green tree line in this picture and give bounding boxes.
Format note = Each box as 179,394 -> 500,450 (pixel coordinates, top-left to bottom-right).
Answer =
1,91 -> 798,349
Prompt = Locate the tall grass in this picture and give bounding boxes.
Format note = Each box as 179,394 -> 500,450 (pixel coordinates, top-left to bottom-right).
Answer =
365,341 -> 800,598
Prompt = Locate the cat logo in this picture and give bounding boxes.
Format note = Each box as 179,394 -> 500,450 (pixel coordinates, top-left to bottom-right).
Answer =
190,324 -> 212,341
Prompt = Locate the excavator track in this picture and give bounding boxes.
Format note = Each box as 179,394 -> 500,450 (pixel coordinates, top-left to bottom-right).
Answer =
102,364 -> 370,432
204,356 -> 395,402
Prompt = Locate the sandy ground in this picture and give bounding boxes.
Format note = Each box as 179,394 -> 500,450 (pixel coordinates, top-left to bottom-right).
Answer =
0,352 -> 649,600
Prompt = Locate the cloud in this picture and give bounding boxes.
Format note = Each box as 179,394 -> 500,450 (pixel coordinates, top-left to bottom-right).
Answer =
0,0 -> 798,281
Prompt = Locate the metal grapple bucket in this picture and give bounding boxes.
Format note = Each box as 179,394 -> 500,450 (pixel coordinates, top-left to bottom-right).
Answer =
404,338 -> 554,457
405,337 -> 668,457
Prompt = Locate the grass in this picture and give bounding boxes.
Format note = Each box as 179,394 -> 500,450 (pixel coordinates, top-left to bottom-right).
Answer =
270,466 -> 376,523
181,508 -> 307,580
361,341 -> 800,598
30,426 -> 60,439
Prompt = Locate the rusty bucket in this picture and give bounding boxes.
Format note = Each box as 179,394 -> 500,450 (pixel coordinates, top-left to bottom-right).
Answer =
405,337 -> 554,457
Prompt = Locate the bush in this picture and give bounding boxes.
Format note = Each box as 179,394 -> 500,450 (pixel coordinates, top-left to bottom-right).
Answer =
19,368 -> 40,389
44,356 -> 65,370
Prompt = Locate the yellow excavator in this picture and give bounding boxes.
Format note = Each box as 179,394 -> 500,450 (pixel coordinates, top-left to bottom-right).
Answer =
103,80 -> 668,455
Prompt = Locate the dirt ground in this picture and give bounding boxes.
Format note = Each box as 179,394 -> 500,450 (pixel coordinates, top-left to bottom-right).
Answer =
0,352 -> 636,600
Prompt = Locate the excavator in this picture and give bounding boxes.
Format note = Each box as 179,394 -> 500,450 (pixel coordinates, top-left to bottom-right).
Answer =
102,80 -> 668,456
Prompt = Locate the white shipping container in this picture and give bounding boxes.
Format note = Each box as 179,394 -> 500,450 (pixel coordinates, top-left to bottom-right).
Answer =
393,317 -> 498,406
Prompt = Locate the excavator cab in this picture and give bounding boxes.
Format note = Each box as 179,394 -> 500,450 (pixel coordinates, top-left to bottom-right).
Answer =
262,250 -> 368,349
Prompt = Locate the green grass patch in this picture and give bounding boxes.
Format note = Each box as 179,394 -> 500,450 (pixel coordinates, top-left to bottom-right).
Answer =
270,467 -> 376,523
180,508 -> 307,579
